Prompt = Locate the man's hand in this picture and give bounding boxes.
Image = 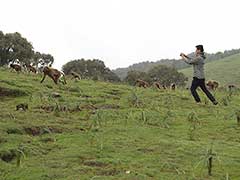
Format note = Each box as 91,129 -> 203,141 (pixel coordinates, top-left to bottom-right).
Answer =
180,53 -> 186,60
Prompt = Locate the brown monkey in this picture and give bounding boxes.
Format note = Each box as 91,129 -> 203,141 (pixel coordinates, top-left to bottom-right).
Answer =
25,64 -> 37,74
41,66 -> 67,84
10,64 -> 22,72
135,79 -> 149,88
71,71 -> 81,80
153,82 -> 165,90
154,82 -> 161,89
16,103 -> 28,111
170,83 -> 176,90
228,84 -> 237,91
206,80 -> 219,90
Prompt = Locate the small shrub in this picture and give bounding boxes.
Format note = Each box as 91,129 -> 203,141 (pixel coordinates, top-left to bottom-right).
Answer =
187,111 -> 199,141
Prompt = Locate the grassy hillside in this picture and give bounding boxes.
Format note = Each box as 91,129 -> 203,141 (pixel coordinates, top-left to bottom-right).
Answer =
180,53 -> 240,86
113,49 -> 240,80
1,67 -> 240,179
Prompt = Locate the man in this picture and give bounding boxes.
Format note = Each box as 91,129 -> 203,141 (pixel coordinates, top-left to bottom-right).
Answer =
180,45 -> 218,105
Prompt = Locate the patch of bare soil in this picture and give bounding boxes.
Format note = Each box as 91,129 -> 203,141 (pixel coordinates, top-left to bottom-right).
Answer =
23,126 -> 64,136
97,104 -> 120,109
0,87 -> 27,98
83,160 -> 108,167
0,149 -> 17,162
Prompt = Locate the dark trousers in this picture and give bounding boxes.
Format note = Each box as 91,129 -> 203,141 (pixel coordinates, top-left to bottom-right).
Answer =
190,77 -> 216,103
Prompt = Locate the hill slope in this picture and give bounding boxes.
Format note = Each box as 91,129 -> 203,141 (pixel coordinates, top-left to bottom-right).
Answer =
180,53 -> 240,86
113,49 -> 240,80
0,68 -> 240,179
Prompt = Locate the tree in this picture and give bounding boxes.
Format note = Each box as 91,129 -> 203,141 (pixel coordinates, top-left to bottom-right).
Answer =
62,59 -> 120,82
0,31 -> 54,67
124,70 -> 150,85
0,32 -> 34,66
148,65 -> 187,86
38,53 -> 54,67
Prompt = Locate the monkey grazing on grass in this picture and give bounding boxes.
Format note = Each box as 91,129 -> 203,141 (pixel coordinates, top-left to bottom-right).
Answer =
228,84 -> 237,91
16,103 -> 28,111
135,79 -> 149,88
71,71 -> 81,80
153,82 -> 166,90
154,82 -> 162,89
170,83 -> 176,90
206,80 -> 219,90
41,66 -> 67,85
25,64 -> 37,74
10,64 -> 22,72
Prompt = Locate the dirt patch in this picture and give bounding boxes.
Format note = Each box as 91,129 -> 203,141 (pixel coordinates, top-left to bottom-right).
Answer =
137,148 -> 154,153
40,137 -> 56,143
0,150 -> 17,162
81,95 -> 92,98
100,95 -> 121,100
35,103 -> 119,113
104,89 -> 123,96
83,160 -> 108,167
35,105 -> 82,113
24,126 -> 42,136
0,87 -> 27,98
97,104 -> 120,109
24,126 -> 64,136
80,104 -> 98,110
97,168 -> 121,176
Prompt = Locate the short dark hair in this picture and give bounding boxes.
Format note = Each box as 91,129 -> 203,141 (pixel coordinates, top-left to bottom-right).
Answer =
196,45 -> 204,52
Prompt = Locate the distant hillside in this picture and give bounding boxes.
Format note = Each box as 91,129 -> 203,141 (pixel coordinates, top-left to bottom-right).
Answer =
180,53 -> 240,86
114,49 -> 240,80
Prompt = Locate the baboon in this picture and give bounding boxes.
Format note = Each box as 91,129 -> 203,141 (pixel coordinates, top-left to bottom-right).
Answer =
10,64 -> 22,72
154,82 -> 161,89
153,82 -> 165,90
228,84 -> 237,91
206,80 -> 219,90
25,64 -> 37,74
171,83 -> 176,90
16,103 -> 28,111
71,71 -> 81,80
41,66 -> 67,85
135,79 -> 149,88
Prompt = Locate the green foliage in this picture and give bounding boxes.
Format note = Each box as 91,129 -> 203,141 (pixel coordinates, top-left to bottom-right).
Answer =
124,65 -> 188,87
124,70 -> 150,85
187,111 -> 199,141
62,59 -> 120,82
148,65 -> 187,86
0,31 -> 33,66
0,30 -> 54,67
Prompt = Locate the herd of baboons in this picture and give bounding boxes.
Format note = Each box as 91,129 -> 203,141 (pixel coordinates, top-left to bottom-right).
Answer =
8,62 -> 238,91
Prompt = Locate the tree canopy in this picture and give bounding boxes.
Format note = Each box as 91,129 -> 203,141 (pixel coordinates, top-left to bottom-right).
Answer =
62,59 -> 120,82
0,31 -> 54,67
124,65 -> 188,87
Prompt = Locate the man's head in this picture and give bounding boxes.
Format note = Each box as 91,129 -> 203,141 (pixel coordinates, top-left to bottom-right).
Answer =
195,45 -> 204,54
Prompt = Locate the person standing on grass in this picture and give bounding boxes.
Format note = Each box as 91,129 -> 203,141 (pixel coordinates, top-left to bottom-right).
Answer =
180,45 -> 218,105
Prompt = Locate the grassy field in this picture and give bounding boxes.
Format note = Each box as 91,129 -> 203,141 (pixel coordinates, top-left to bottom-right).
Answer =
180,53 -> 240,86
0,67 -> 240,180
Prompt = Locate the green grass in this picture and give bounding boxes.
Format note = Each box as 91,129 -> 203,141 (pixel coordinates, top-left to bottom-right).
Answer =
180,53 -> 240,86
1,67 -> 240,179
